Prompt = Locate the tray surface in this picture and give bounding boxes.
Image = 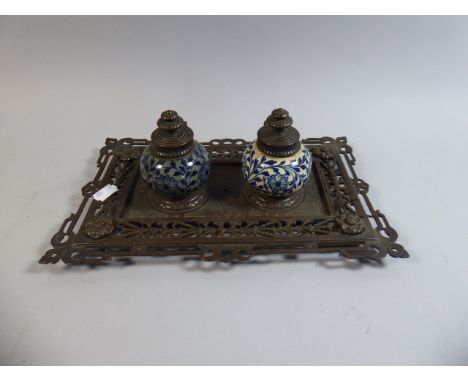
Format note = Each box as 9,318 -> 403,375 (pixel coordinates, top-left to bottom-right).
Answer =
40,137 -> 409,265
124,162 -> 327,219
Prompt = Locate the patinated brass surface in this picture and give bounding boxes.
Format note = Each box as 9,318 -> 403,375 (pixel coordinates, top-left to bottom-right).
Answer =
40,137 -> 409,265
257,108 -> 301,157
150,110 -> 195,158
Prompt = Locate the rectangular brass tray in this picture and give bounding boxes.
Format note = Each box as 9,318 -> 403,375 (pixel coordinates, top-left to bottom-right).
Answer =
40,137 -> 409,265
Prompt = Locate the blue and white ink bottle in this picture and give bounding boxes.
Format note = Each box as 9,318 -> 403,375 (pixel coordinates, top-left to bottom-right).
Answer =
242,108 -> 312,208
140,110 -> 210,211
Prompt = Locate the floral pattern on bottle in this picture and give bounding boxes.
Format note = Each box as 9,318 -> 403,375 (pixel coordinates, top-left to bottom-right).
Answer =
242,141 -> 312,196
140,141 -> 210,196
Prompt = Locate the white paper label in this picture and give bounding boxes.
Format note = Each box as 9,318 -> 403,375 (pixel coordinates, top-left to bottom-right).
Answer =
93,184 -> 118,201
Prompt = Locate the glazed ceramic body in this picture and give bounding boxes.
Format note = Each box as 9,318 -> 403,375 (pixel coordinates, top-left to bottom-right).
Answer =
242,141 -> 312,196
140,141 -> 210,197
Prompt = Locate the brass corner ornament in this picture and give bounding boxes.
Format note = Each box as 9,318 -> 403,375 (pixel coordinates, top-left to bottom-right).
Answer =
336,213 -> 365,235
114,143 -> 139,161
83,216 -> 115,239
312,143 -> 340,160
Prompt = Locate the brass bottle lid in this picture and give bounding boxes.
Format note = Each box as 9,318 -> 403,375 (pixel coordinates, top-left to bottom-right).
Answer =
256,108 -> 301,158
150,110 -> 194,158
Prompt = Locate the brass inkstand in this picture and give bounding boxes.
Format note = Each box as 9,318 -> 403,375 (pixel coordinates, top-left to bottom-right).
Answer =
40,108 -> 409,265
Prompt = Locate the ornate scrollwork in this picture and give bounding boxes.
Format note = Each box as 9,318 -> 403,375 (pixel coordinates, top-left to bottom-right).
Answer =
386,243 -> 409,258
204,138 -> 248,161
116,218 -> 335,239
39,248 -> 66,264
40,138 -> 139,264
92,158 -> 135,219
41,136 -> 409,265
317,150 -> 359,216
322,138 -> 409,259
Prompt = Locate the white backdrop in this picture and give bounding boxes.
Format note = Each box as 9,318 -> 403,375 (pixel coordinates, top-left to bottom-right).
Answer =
0,16 -> 467,365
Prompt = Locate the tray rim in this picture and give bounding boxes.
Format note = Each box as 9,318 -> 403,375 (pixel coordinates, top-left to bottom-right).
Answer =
39,136 -> 409,265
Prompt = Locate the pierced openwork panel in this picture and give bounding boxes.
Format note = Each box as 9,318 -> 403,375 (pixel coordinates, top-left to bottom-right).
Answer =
40,137 -> 409,265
